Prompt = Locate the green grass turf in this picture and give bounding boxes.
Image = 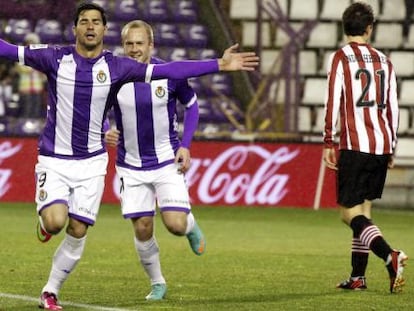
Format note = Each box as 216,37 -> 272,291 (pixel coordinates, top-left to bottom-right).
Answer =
0,203 -> 413,310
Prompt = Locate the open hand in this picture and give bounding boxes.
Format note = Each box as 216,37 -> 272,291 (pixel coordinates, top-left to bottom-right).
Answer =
218,43 -> 259,71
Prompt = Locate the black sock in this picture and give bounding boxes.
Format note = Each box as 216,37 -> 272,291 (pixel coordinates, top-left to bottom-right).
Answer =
350,215 -> 392,262
368,236 -> 392,262
351,237 -> 369,277
350,215 -> 370,236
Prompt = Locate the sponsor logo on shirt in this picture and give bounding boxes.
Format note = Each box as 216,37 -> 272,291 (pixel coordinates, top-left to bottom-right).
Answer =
29,44 -> 48,50
57,59 -> 73,64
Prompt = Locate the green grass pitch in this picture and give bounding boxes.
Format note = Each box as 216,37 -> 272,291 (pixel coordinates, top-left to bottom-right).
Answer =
0,203 -> 413,310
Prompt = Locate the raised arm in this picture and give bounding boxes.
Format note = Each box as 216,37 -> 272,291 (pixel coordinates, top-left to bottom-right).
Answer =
150,44 -> 259,81
0,39 -> 19,61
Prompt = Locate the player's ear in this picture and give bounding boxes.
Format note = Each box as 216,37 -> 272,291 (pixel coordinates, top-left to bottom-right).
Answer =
365,24 -> 373,36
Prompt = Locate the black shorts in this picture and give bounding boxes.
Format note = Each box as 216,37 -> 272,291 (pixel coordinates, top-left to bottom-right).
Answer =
337,150 -> 390,208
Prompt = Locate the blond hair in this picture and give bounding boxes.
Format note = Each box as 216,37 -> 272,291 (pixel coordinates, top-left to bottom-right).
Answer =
121,20 -> 154,45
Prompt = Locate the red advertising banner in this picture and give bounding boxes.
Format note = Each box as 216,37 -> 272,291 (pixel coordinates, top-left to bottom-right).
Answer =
0,138 -> 337,208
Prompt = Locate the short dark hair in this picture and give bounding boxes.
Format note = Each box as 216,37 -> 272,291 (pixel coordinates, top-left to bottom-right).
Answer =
74,2 -> 107,26
342,2 -> 374,36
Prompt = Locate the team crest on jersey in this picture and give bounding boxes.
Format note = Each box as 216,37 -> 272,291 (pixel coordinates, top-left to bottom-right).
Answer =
96,70 -> 107,83
155,86 -> 166,98
38,189 -> 48,201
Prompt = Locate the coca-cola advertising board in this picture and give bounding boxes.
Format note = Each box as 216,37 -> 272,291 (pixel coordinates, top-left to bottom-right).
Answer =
0,138 -> 337,208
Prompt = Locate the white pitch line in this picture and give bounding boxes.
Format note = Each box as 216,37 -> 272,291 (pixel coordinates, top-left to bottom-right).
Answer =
0,292 -> 137,311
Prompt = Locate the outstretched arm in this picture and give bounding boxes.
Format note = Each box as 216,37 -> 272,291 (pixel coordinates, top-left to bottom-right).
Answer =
0,39 -> 19,60
150,44 -> 259,80
218,44 -> 259,72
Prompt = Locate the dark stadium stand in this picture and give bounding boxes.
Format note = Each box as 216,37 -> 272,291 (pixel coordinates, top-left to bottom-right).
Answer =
112,0 -> 140,21
35,19 -> 63,44
4,18 -> 33,44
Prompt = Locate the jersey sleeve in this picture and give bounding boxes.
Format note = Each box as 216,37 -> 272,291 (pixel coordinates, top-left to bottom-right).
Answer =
151,59 -> 219,81
323,51 -> 343,148
176,79 -> 197,108
175,79 -> 198,148
112,56 -> 220,85
19,44 -> 58,73
0,39 -> 19,60
0,39 -> 61,77
181,101 -> 199,149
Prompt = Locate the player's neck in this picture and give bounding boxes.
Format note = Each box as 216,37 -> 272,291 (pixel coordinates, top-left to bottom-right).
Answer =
75,44 -> 104,59
346,35 -> 368,45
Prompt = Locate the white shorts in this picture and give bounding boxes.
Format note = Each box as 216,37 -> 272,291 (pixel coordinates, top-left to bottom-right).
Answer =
35,153 -> 108,225
116,163 -> 191,219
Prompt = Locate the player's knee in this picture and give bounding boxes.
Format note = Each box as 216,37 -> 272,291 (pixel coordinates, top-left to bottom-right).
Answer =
162,211 -> 187,235
44,224 -> 64,235
66,219 -> 88,238
133,217 -> 154,240
164,219 -> 186,236
135,227 -> 153,241
66,225 -> 88,238
42,215 -> 67,234
40,203 -> 68,234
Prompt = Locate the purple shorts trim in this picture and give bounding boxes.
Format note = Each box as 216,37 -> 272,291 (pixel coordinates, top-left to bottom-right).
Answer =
160,206 -> 190,214
38,199 -> 68,215
123,211 -> 155,219
68,213 -> 95,226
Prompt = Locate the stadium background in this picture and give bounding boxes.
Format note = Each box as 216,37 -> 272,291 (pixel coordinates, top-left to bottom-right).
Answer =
0,0 -> 413,208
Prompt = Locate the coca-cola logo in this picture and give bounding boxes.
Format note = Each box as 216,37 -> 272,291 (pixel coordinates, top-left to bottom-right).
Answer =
0,141 -> 23,198
110,145 -> 300,206
186,145 -> 300,205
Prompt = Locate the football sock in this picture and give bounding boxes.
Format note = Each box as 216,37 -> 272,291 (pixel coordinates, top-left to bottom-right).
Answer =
351,237 -> 369,277
42,234 -> 86,295
351,215 -> 392,262
185,212 -> 195,235
135,236 -> 165,285
366,234 -> 392,262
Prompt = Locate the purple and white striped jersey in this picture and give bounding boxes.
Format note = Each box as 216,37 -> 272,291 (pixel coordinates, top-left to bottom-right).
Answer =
20,45 -> 151,159
0,39 -> 219,159
113,57 -> 197,170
